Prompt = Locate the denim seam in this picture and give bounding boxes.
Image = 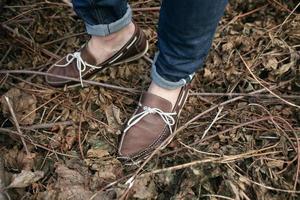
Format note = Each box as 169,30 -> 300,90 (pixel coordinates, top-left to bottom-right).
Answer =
91,0 -> 106,34
107,24 -> 111,34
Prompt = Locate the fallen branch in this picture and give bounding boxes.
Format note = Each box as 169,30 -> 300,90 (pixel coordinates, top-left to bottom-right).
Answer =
1,24 -> 60,59
4,96 -> 30,156
189,92 -> 300,99
21,120 -> 73,130
0,70 -> 139,93
239,51 -> 300,109
0,128 -> 77,158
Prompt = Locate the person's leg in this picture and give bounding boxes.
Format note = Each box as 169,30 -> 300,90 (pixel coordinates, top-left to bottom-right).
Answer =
72,0 -> 134,63
46,0 -> 148,87
149,0 -> 228,107
118,0 -> 228,163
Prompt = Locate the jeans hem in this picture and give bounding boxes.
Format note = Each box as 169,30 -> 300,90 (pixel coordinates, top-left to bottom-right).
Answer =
151,52 -> 195,90
85,5 -> 132,36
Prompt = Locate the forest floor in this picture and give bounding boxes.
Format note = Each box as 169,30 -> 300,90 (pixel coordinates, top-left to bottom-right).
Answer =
0,0 -> 300,199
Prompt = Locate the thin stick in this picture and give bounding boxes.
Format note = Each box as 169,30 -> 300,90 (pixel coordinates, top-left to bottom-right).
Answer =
144,148 -> 280,175
201,106 -> 224,140
132,7 -> 160,12
200,194 -> 235,200
237,4 -> 268,19
78,114 -> 84,159
4,96 -> 30,155
227,163 -> 300,194
274,1 -> 300,35
1,24 -> 60,59
0,128 -> 77,158
42,32 -> 85,46
20,120 -> 73,130
0,70 -> 139,93
238,52 -> 300,109
189,92 -> 300,99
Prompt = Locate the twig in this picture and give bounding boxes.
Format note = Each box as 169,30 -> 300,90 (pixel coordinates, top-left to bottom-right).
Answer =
78,89 -> 93,159
177,140 -> 220,157
4,96 -> 30,155
143,147 -> 281,175
238,52 -> 300,109
219,4 -> 268,32
247,103 -> 299,190
190,116 -> 273,148
201,106 -> 224,140
227,163 -> 300,194
0,70 -> 139,93
0,128 -> 77,158
200,194 -> 235,200
20,93 -> 62,122
273,116 -> 300,190
42,32 -> 85,46
268,0 -> 292,13
275,1 -> 300,35
189,92 -> 300,99
160,116 -> 273,158
1,24 -> 60,59
0,46 -> 12,65
20,120 -> 73,130
78,114 -> 84,159
237,4 -> 268,19
132,7 -> 160,12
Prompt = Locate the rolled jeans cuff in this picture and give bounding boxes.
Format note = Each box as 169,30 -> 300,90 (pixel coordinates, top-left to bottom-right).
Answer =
151,53 -> 195,90
85,5 -> 132,36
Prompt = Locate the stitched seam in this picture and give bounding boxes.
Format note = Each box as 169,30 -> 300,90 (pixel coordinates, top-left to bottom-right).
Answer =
91,0 -> 104,29
130,125 -> 169,159
118,105 -> 141,154
57,27 -> 140,81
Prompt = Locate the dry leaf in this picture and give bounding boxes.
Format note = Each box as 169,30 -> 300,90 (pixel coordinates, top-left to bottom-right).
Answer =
266,160 -> 284,169
55,164 -> 85,185
64,127 -> 77,150
87,148 -> 109,158
132,175 -> 158,200
7,170 -> 44,188
89,158 -> 123,189
1,88 -> 37,125
104,104 -> 122,134
264,57 -> 278,70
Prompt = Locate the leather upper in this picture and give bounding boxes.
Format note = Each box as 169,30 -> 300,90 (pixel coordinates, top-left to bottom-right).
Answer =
118,84 -> 190,163
46,23 -> 148,87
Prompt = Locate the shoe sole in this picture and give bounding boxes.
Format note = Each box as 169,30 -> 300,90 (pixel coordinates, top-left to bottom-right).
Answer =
67,41 -> 149,89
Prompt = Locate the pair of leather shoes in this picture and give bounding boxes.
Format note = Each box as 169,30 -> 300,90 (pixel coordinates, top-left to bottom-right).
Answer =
45,23 -> 190,165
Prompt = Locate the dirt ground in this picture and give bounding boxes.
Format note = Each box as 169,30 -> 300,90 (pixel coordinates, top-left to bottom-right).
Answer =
0,0 -> 300,199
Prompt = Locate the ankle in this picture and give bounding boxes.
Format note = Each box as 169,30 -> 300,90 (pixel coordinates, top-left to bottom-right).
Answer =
147,82 -> 182,109
87,22 -> 135,63
89,22 -> 135,50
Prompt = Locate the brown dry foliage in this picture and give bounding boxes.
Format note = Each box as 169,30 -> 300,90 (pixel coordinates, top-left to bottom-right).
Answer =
0,0 -> 300,199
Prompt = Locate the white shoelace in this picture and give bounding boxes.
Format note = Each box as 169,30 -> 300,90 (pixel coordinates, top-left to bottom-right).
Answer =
55,52 -> 102,87
123,105 -> 177,134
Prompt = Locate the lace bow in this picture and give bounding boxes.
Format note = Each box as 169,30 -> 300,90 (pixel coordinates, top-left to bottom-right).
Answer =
124,105 -> 176,133
55,52 -> 102,87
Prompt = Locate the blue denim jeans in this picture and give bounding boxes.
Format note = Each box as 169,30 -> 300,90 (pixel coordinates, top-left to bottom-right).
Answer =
72,0 -> 228,89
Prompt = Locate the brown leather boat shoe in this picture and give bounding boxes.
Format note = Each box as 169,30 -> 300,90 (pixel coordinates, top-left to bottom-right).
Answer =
46,23 -> 148,87
118,84 -> 190,165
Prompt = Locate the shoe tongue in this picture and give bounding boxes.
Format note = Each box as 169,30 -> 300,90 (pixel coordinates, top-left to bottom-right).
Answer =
80,45 -> 97,66
140,92 -> 173,112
